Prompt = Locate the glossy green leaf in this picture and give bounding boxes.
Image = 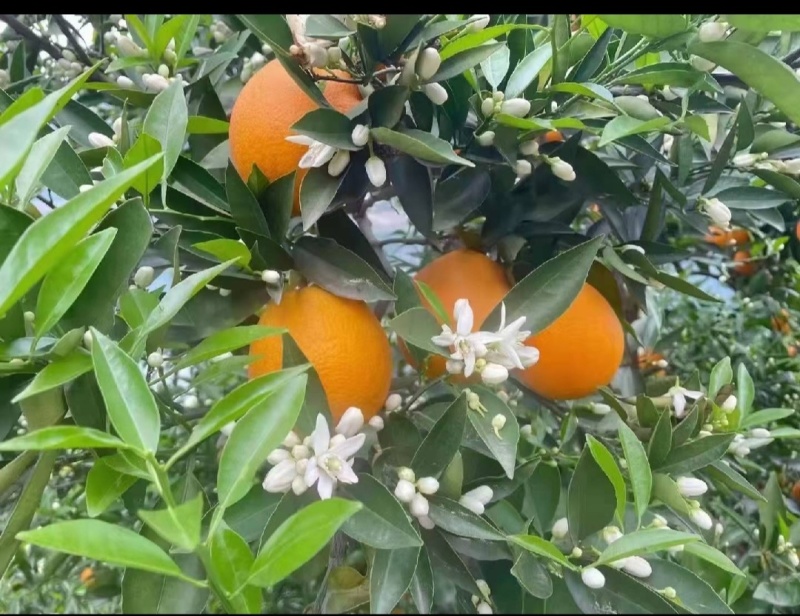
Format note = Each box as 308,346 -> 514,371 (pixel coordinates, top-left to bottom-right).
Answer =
291,108 -> 358,150
0,425 -> 129,452
412,393 -> 467,477
564,567 -> 677,614
427,495 -> 505,541
193,238 -> 251,268
370,547 -> 420,614
505,44 -> 553,99
509,534 -> 577,569
682,541 -> 745,577
138,493 -> 203,550
0,154 -> 162,318
653,434 -> 735,474
410,548 -> 434,614
711,186 -> 791,210
339,473 -> 423,549
737,362 -> 755,419
12,352 -> 92,403
17,519 -> 186,578
599,116 -> 671,148
598,15 -> 689,38
726,15 -> 800,31
647,410 -> 673,468
206,526 -> 261,614
467,387 -> 519,479
143,80 -> 188,201
14,125 -> 72,207
511,550 -> 553,599
299,165 -> 348,231
371,127 -> 474,167
390,307 -> 449,357
646,559 -> 732,614
430,43 -> 505,83
85,457 -> 138,517
90,328 -> 161,453
705,460 -> 765,502
619,421 -> 652,525
248,498 -> 362,587
586,435 -> 627,525
595,528 -> 698,565
174,325 -> 285,371
567,444 -> 616,541
225,161 -> 271,238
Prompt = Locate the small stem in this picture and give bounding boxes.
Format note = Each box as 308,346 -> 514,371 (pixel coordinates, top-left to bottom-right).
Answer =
401,373 -> 448,414
313,73 -> 362,84
377,237 -> 430,247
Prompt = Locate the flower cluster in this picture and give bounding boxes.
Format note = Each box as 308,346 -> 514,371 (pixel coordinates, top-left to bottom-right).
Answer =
667,383 -> 704,418
728,428 -> 774,458
431,299 -> 540,386
262,408 -> 369,500
394,467 -> 439,529
698,197 -> 732,230
471,579 -> 493,614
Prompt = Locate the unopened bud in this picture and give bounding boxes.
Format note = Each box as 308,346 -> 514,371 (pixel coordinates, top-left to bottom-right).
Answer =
721,395 -> 737,412
398,467 -> 416,483
410,492 -> 430,517
134,266 -> 155,288
143,73 -> 170,92
394,478 -> 416,503
476,578 -> 491,599
676,477 -> 708,498
157,64 -> 170,78
500,98 -> 531,118
581,567 -> 605,589
385,393 -> 402,412
590,402 -> 611,416
83,330 -> 93,349
491,413 -> 506,437
750,428 -> 771,439
551,517 -> 569,539
481,362 -> 509,385
327,149 -> 351,177
423,82 -> 448,105
23,311 -> 35,323
261,269 -> 281,285
698,21 -> 728,43
183,394 -> 199,409
116,75 -> 134,88
690,55 -> 716,72
368,415 -> 384,430
116,35 -> 144,57
147,351 -> 164,368
662,587 -> 677,600
88,132 -> 115,149
549,157 -> 576,182
519,140 -> 539,156
467,15 -> 491,33
571,547 -> 583,558
417,48 -> 442,81
515,159 -> 532,178
417,477 -> 440,495
351,124 -> 370,147
476,130 -> 495,147
481,97 -> 495,117
365,156 -> 387,187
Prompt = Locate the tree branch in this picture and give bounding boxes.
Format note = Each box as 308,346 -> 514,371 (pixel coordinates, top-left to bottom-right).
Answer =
53,14 -> 95,67
0,14 -> 63,58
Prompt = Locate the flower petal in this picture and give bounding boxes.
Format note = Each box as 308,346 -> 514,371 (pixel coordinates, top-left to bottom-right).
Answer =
337,462 -> 359,484
330,433 -> 366,460
311,414 -> 331,456
285,134 -> 316,145
336,406 -> 364,437
263,459 -> 297,492
304,457 -> 319,487
454,299 -> 474,335
317,474 -> 335,500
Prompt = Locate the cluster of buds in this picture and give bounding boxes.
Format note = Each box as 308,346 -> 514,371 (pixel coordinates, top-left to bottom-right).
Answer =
471,579 -> 493,614
732,151 -> 769,169
287,123 -> 386,188
776,535 -> 800,567
699,197 -> 732,230
141,70 -> 186,93
431,299 -> 540,386
728,428 -> 774,457
751,157 -> 800,176
459,485 -> 494,515
88,115 -> 125,151
211,20 -> 234,44
43,50 -> 84,81
414,48 -> 448,106
394,467 -> 438,529
671,476 -> 715,530
481,90 -> 531,121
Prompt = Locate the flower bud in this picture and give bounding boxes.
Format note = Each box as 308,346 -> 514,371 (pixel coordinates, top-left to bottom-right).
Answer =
156,64 -> 169,79
116,35 -> 144,57
424,82 -> 449,105
147,351 -> 164,368
116,75 -> 134,89
410,492 -> 430,517
515,159 -> 532,178
481,97 -> 496,117
395,479 -> 416,503
581,567 -> 605,589
519,140 -> 539,156
417,477 -> 440,495
733,152 -> 764,168
418,514 -> 436,529
183,394 -> 199,409
603,526 -> 623,544
133,265 -> 155,288
500,98 -> 531,118
88,132 -> 115,149
690,55 -> 716,72
701,197 -> 731,228
550,157 -> 576,181
481,362 -> 509,385
365,156 -> 387,187
327,149 -> 351,177
283,431 -> 301,448
468,14 -> 491,33
750,428 -> 771,439
476,131 -> 495,147
291,475 -> 308,495
491,414 -> 506,432
385,393 -> 402,412
351,124 -> 370,147
698,21 -> 728,43
590,402 -> 611,416
676,477 -> 708,497
267,448 -> 289,464
83,330 -> 93,349
417,47 -> 442,81
551,517 -> 569,539
689,507 -> 713,530
789,549 -> 800,567
260,269 -> 281,285
622,556 -> 652,578
23,311 -> 35,323
336,406 -> 364,437
143,73 -> 170,92
291,444 -> 310,460
368,415 -> 384,430
459,496 -> 484,515
651,514 -> 668,528
721,395 -> 737,412
571,547 -> 583,558
398,467 -> 416,483
303,42 -> 328,68
714,522 -> 724,538
79,184 -> 93,193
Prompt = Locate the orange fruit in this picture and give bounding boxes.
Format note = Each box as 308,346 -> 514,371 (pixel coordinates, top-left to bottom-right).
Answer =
796,220 -> 800,242
248,286 -> 392,421
402,249 -> 511,379
637,348 -> 666,370
732,250 -> 756,276
543,130 -> 564,143
792,480 -> 800,503
704,226 -> 750,247
229,60 -> 362,216
772,308 -> 791,335
519,283 -> 624,400
80,567 -> 95,586
788,344 -> 797,358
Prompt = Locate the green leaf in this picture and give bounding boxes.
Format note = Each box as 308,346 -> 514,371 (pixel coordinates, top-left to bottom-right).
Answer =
427,495 -> 505,541
482,235 -> 603,334
705,460 -> 766,502
430,42 -> 505,83
292,236 -> 395,302
682,541 -> 745,577
708,356 -> 732,399
0,425 -> 129,452
523,462 -> 561,536
186,115 -> 229,134
511,551 -> 553,600
17,519 -> 186,578
615,62 -> 711,89
291,108 -> 358,150
305,15 -> 355,38
410,548 -> 433,614
412,393 -> 467,478
248,498 -> 362,588
0,68 -> 97,190
368,85 -> 410,128
481,45 -> 510,89
509,534 -> 577,570
619,421 -> 652,525
505,44 -> 553,99
703,108 -> 740,194
753,580 -> 800,607
0,154 -> 162,318
136,259 -> 237,345
370,547 -> 420,614
216,374 -> 307,512
34,228 -> 117,336
599,116 -> 671,148
737,362 -> 755,419
138,493 -> 203,550
650,271 -> 720,302
586,435 -> 627,525
225,487 -> 282,544
690,40 -> 800,128
598,15 -> 689,38
90,328 -> 161,453
390,307 -> 448,358
174,325 -> 284,371
206,525 -> 260,614
564,567 -> 677,613
193,239 -> 251,268
741,408 -> 794,429
85,457 -> 137,517
567,444 -> 616,541
711,186 -> 791,210
646,559 -> 732,614
225,161 -> 271,238
170,156 -> 230,214
595,528 -> 699,565
299,165 -> 348,231
14,125 -> 72,207
726,15 -> 800,31
12,352 -> 92,403
339,473 -> 422,549
387,156 -> 433,239
647,410 -> 673,468
654,434 -> 735,474
370,127 -> 474,167
143,80 -> 188,202
466,387 -> 519,479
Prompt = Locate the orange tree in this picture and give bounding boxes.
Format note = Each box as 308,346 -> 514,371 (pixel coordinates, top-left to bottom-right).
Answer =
2,13 -> 800,614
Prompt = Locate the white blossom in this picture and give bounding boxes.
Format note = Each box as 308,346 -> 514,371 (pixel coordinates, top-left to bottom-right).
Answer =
676,477 -> 708,497
552,517 -> 569,539
303,414 -> 364,499
417,48 -> 442,80
476,601 -> 493,614
88,132 -> 116,149
286,135 -> 337,169
668,385 -> 703,418
700,197 -> 732,229
116,35 -> 144,57
398,467 -> 416,483
368,415 -> 384,430
581,567 -> 605,589
732,152 -> 765,168
690,55 -> 716,72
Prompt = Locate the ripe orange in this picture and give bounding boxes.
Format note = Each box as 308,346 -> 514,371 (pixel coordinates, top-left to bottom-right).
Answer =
229,60 -> 362,216
543,130 -> 564,143
788,344 -> 797,358
772,308 -> 791,335
704,226 -> 750,248
248,286 -> 392,421
79,567 -> 95,586
796,220 -> 800,242
519,283 -> 624,400
792,480 -> 800,503
403,249 -> 511,379
637,348 -> 666,370
732,250 -> 756,276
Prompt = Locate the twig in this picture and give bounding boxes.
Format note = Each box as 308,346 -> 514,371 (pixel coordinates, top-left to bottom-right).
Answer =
0,14 -> 63,58
313,74 -> 363,84
377,237 -> 430,247
311,532 -> 349,614
53,15 -> 95,67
